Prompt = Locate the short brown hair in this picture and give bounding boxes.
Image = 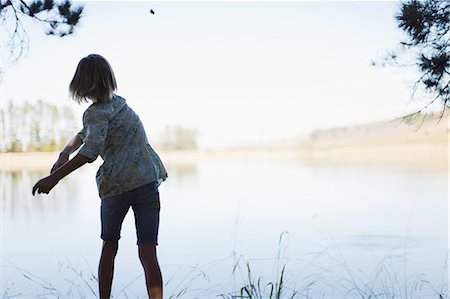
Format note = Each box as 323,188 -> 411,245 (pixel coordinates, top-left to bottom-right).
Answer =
69,54 -> 117,103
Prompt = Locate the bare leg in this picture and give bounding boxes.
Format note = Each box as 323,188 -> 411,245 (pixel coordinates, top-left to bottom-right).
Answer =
98,241 -> 118,299
138,244 -> 163,299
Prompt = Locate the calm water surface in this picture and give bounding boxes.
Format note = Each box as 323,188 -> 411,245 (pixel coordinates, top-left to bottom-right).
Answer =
1,157 -> 448,298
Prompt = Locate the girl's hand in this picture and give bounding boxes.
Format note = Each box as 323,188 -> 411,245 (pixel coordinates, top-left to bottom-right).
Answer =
32,175 -> 59,195
50,153 -> 69,174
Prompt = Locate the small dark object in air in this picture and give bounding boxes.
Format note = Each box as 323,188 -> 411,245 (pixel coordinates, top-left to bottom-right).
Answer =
150,9 -> 155,14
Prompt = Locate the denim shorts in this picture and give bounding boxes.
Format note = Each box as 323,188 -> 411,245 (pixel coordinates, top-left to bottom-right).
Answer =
100,181 -> 160,245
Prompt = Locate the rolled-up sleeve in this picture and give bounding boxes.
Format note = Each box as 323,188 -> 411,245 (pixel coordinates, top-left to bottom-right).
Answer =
78,109 -> 109,161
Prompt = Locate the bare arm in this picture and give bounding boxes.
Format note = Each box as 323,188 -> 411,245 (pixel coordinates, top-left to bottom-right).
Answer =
52,153 -> 91,181
33,153 -> 91,195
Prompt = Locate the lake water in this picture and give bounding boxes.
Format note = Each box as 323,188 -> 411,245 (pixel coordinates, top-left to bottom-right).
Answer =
1,156 -> 448,298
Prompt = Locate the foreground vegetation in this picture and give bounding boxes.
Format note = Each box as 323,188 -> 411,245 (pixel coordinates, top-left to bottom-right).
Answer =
3,234 -> 447,299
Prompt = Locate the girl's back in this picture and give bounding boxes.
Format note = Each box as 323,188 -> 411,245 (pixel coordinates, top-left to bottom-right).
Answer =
77,94 -> 168,199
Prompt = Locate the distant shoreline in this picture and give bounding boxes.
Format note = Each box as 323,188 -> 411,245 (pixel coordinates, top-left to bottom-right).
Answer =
1,143 -> 447,172
2,113 -> 448,172
0,150 -> 306,172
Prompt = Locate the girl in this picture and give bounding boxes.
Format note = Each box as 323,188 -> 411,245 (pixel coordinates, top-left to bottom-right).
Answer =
32,54 -> 168,299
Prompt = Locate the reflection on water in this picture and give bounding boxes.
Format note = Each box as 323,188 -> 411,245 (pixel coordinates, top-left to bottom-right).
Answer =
1,170 -> 81,217
1,158 -> 448,298
165,161 -> 197,178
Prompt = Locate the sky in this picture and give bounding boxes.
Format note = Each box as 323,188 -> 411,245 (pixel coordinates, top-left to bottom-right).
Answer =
0,1 -> 437,149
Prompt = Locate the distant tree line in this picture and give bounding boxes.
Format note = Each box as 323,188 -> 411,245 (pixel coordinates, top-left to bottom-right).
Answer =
0,99 -> 78,152
1,101 -> 199,152
159,125 -> 198,150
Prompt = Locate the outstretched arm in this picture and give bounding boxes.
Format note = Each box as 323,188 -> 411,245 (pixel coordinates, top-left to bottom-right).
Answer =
32,153 -> 91,195
35,110 -> 108,195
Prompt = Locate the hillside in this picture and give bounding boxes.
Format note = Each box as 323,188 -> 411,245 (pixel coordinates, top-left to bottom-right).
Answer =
238,112 -> 449,169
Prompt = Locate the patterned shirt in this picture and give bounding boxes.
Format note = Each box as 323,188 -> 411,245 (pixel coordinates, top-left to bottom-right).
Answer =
76,94 -> 168,199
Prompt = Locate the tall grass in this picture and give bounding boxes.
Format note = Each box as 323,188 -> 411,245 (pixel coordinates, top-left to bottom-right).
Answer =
218,233 -> 448,299
2,234 -> 448,298
218,263 -> 295,299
